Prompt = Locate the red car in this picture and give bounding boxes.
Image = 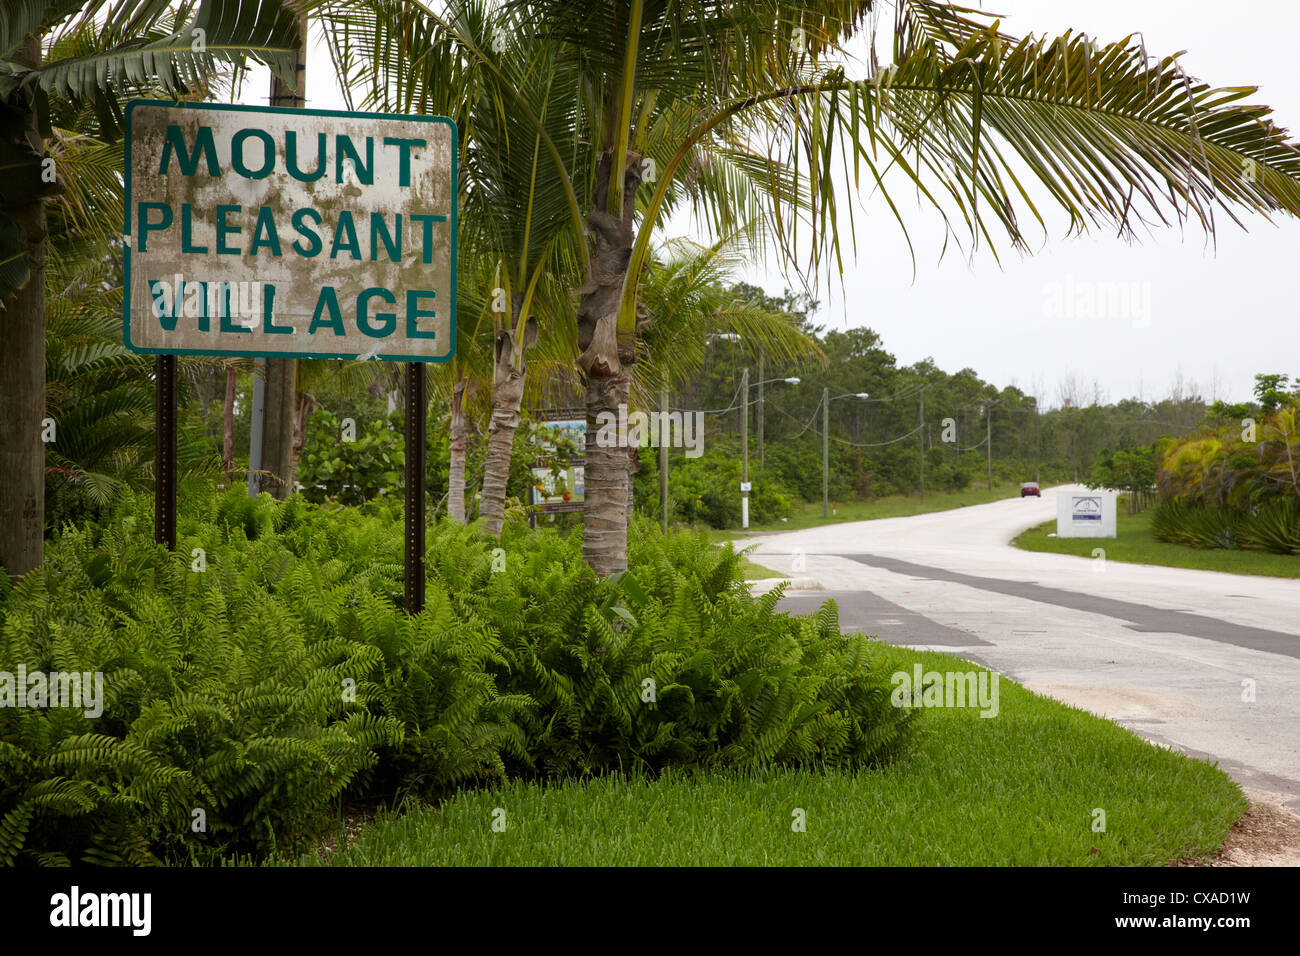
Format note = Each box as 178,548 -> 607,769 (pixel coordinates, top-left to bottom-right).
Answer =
1020,482 -> 1041,497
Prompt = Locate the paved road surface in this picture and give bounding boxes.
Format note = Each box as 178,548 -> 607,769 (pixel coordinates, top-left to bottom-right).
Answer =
736,485 -> 1300,811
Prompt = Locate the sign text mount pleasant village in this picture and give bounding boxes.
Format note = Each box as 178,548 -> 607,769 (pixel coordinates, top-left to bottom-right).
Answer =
124,101 -> 456,362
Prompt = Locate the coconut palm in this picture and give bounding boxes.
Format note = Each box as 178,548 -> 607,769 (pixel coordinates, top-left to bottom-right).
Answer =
319,0 -> 1300,576
324,0 -> 587,534
458,20 -> 586,536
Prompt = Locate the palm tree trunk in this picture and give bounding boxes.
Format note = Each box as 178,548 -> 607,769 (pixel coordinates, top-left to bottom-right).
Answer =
448,379 -> 469,524
261,15 -> 306,500
479,416 -> 517,536
292,387 -> 317,477
262,358 -> 297,496
626,445 -> 640,520
577,150 -> 642,576
0,38 -> 47,578
222,366 -> 236,482
583,370 -> 631,573
480,304 -> 536,537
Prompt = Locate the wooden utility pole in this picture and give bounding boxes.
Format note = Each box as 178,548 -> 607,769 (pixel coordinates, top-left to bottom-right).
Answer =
822,387 -> 830,518
986,402 -> 994,491
1033,398 -> 1040,484
918,386 -> 925,502
757,351 -> 765,470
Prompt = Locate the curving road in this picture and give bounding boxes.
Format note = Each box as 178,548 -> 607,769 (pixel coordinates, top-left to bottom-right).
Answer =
737,485 -> 1300,813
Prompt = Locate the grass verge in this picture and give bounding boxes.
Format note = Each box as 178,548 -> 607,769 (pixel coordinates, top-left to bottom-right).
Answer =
738,554 -> 786,579
268,647 -> 1244,866
1013,508 -> 1300,579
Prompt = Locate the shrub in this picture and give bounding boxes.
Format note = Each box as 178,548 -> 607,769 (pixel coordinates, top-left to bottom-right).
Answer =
1,490 -> 914,865
0,499 -> 404,865
664,447 -> 796,527
298,410 -> 405,506
449,522 -> 915,777
1150,501 -> 1243,549
1240,498 -> 1300,554
1150,498 -> 1300,554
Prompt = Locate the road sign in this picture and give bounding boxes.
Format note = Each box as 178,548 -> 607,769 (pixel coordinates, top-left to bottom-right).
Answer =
1056,491 -> 1117,538
123,100 -> 456,362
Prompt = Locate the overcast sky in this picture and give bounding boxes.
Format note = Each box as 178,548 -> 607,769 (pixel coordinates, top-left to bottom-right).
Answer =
248,0 -> 1300,408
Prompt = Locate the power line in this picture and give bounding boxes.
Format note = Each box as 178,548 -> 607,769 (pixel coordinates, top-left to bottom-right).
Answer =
671,378 -> 745,415
935,434 -> 988,452
770,397 -> 823,439
832,424 -> 925,447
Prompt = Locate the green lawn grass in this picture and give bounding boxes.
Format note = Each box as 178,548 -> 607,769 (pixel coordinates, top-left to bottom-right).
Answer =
269,647 -> 1244,866
738,554 -> 786,579
706,482 -> 1026,543
1013,508 -> 1300,579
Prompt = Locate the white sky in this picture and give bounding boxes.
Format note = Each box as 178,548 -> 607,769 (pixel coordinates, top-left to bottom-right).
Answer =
240,0 -> 1300,407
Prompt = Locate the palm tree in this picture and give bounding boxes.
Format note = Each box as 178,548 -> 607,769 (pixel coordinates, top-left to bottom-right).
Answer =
458,19 -> 585,536
316,0 -> 1300,576
324,0 -> 586,535
0,0 -> 298,575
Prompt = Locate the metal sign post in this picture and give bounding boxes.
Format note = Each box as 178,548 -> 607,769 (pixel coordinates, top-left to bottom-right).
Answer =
404,363 -> 426,614
124,100 -> 457,606
153,355 -> 177,550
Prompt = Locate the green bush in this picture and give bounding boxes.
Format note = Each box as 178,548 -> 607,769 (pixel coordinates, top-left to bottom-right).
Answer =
1149,499 -> 1300,554
298,410 -> 405,506
0,495 -> 405,865
1150,501 -> 1244,549
1241,498 -> 1300,554
661,446 -> 796,527
1,489 -> 913,865
451,522 -> 915,777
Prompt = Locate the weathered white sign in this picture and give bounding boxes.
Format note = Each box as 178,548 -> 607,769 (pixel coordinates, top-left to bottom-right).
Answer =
123,101 -> 456,361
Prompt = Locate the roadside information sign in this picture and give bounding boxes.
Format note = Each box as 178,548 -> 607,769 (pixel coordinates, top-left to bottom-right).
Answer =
124,100 -> 456,362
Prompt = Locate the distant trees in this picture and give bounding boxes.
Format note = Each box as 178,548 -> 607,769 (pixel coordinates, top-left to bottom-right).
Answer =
1087,445 -> 1162,514
685,297 -> 1271,500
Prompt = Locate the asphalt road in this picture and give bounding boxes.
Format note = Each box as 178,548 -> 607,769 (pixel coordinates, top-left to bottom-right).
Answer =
737,485 -> 1300,811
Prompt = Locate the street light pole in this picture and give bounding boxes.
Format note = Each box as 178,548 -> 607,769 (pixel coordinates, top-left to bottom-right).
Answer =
757,352 -> 765,470
741,367 -> 749,529
822,387 -> 829,518
1033,397 -> 1040,484
918,386 -> 925,503
738,373 -> 800,530
822,392 -> 868,519
986,402 -> 993,491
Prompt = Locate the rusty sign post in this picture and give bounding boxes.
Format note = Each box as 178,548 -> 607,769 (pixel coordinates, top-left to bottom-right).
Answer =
404,363 -> 426,612
124,101 -> 456,613
154,355 -> 177,551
